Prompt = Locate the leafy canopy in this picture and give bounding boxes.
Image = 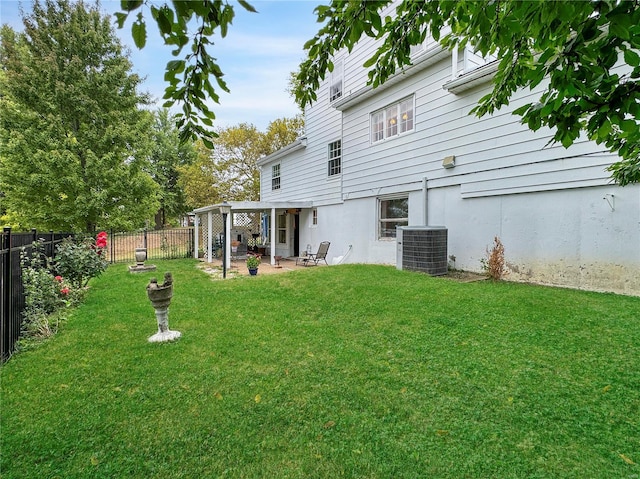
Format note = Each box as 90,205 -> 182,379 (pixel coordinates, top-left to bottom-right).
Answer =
115,0 -> 257,149
148,109 -> 197,227
179,116 -> 303,208
294,0 -> 640,186
0,0 -> 159,232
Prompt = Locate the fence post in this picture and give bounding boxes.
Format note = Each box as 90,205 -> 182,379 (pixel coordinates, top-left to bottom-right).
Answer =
110,229 -> 114,264
1,227 -> 12,361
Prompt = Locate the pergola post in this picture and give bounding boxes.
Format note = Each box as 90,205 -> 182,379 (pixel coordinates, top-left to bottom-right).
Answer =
193,215 -> 199,259
225,209 -> 231,268
270,208 -> 277,266
207,210 -> 213,263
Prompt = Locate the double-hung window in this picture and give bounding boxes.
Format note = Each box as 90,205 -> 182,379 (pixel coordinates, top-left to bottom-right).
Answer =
271,164 -> 281,190
329,59 -> 343,102
379,196 -> 409,239
328,140 -> 341,177
371,96 -> 414,143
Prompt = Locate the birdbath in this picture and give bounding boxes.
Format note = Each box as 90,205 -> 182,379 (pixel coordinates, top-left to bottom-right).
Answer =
146,272 -> 181,343
129,247 -> 156,273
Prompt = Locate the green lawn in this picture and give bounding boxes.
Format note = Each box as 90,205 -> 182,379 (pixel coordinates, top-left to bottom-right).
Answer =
1,260 -> 639,478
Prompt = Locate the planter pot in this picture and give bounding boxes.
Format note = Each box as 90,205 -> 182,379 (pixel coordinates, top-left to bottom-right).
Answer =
135,247 -> 147,265
248,268 -> 258,276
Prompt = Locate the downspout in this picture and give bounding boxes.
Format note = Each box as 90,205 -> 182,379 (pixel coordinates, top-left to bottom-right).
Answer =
423,177 -> 429,226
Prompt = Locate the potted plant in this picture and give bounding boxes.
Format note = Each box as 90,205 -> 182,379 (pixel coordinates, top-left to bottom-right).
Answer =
246,254 -> 261,275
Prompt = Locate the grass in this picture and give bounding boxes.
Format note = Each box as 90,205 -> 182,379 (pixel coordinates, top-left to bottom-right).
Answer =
1,260 -> 639,478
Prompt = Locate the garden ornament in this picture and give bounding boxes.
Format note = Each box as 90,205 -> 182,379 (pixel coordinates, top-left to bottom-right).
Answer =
146,272 -> 181,342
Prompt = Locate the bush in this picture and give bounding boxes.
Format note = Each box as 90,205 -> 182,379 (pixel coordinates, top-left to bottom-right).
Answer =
54,233 -> 108,288
481,236 -> 506,281
19,242 -> 84,340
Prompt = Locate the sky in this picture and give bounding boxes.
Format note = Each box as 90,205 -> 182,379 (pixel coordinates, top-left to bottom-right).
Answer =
0,0 -> 323,131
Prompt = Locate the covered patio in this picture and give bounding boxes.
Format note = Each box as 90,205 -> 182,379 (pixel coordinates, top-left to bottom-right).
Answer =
190,201 -> 313,268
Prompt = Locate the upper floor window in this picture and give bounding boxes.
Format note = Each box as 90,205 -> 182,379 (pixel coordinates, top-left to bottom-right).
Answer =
329,59 -> 343,102
328,140 -> 341,177
379,196 -> 408,239
271,164 -> 280,190
455,47 -> 498,77
371,96 -> 414,144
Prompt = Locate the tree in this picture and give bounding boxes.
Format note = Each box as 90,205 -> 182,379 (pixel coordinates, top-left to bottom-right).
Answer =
179,117 -> 304,208
262,114 -> 305,152
115,0 -> 257,148
149,109 -> 197,227
293,1 -> 640,186
0,0 -> 159,232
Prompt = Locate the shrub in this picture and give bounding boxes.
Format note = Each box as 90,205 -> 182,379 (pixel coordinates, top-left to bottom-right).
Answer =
54,233 -> 108,288
481,236 -> 506,281
246,254 -> 261,269
19,242 -> 83,340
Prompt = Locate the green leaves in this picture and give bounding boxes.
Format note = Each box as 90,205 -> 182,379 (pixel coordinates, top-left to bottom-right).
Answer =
116,0 -> 257,146
131,12 -> 146,49
0,0 -> 159,231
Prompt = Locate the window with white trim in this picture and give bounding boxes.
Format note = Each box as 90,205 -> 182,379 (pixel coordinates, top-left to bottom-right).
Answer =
277,213 -> 287,244
371,96 -> 414,143
271,164 -> 280,190
312,209 -> 318,226
378,196 -> 408,239
327,140 -> 341,177
329,59 -> 343,102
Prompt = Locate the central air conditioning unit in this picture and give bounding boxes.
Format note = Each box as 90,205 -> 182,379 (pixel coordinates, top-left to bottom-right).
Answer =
396,226 -> 448,276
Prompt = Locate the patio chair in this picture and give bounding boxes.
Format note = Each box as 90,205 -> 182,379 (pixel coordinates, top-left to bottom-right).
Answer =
231,243 -> 247,261
296,241 -> 330,266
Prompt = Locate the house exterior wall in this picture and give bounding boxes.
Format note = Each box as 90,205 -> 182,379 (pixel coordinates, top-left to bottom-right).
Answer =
259,13 -> 640,295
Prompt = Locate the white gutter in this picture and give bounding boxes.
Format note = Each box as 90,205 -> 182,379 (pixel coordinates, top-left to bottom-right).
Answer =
443,60 -> 499,94
332,45 -> 450,111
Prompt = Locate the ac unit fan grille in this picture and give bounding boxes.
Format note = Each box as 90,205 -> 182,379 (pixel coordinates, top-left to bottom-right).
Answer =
397,227 -> 448,276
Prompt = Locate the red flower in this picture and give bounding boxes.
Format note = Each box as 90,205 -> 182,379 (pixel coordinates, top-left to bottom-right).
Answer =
60,287 -> 70,295
95,231 -> 108,250
55,275 -> 63,282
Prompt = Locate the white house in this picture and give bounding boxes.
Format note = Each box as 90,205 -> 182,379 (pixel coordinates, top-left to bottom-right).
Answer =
192,6 -> 639,295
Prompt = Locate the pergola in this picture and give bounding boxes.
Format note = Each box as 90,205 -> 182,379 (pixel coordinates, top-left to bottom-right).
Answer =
190,201 -> 313,266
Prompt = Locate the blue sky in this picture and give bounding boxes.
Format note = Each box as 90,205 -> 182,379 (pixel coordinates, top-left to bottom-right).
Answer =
0,0 -> 323,130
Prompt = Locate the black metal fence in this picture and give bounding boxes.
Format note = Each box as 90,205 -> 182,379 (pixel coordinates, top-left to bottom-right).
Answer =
1,227 -> 195,362
1,228 -> 72,362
